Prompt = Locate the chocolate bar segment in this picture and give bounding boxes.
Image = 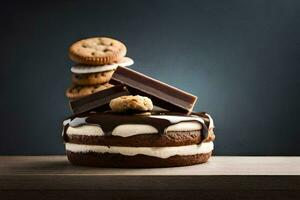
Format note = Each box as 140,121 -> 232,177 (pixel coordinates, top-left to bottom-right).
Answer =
110,66 -> 197,113
69,85 -> 129,114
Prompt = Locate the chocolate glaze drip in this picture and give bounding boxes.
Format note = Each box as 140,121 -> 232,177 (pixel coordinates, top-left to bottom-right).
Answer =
62,124 -> 69,142
192,112 -> 210,128
62,111 -> 211,142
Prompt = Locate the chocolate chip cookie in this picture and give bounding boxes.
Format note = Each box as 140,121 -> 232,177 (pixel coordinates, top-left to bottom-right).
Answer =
72,70 -> 114,86
66,83 -> 113,99
109,95 -> 153,112
69,37 -> 127,65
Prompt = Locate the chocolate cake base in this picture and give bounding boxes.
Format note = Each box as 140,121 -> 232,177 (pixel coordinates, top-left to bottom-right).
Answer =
66,151 -> 212,168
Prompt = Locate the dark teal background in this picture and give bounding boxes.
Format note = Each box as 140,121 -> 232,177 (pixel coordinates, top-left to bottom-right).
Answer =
1,0 -> 299,155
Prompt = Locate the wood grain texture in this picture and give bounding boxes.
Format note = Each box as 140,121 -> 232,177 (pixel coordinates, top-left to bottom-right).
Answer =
1,190 -> 300,200
0,156 -> 300,200
1,156 -> 300,175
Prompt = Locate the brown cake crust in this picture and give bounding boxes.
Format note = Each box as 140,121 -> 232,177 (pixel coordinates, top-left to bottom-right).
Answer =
65,131 -> 215,147
66,151 -> 212,168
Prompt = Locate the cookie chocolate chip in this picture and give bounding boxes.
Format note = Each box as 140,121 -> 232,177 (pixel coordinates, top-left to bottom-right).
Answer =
69,37 -> 127,65
66,83 -> 113,99
109,95 -> 153,112
72,70 -> 114,86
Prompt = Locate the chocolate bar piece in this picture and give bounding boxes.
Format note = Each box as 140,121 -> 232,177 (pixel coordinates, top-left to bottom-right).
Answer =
110,66 -> 197,113
69,85 -> 129,114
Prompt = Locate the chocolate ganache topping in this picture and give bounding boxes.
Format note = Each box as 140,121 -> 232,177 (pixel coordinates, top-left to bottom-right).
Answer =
62,111 -> 211,141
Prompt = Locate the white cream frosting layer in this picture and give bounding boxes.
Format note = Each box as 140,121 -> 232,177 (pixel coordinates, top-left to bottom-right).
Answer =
71,57 -> 134,74
65,141 -> 213,159
66,120 -> 202,138
65,114 -> 215,137
67,125 -> 104,136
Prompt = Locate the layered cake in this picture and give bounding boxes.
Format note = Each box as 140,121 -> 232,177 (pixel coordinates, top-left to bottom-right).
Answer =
63,37 -> 215,168
63,111 -> 214,167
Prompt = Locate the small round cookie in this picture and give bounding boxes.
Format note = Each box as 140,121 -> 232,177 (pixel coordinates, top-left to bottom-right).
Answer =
110,95 -> 153,112
72,70 -> 114,86
66,83 -> 113,99
69,37 -> 127,65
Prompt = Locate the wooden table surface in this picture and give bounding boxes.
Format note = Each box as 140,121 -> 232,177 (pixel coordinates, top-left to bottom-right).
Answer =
1,156 -> 300,200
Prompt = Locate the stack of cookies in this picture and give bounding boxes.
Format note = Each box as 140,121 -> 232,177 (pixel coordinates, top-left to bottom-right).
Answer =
66,37 -> 134,99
